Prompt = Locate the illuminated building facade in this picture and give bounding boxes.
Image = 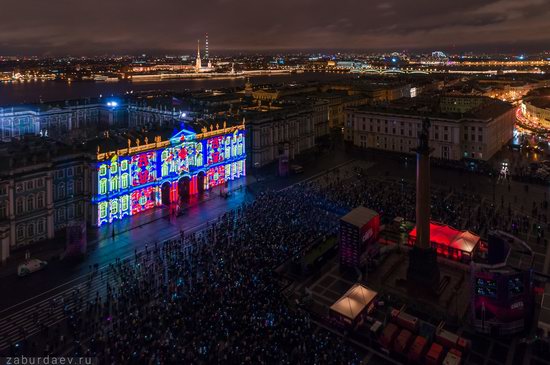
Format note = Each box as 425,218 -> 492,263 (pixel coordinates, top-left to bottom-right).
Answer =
92,121 -> 246,227
347,95 -> 514,161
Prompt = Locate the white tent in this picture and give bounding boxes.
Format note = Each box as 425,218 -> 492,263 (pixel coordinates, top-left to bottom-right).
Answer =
330,283 -> 378,322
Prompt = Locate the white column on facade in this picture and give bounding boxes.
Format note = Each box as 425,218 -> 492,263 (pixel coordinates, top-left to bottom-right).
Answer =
45,172 -> 55,239
8,179 -> 15,257
89,163 -> 98,227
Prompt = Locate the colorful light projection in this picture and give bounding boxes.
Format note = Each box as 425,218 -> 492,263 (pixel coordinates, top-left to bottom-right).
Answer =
131,152 -> 157,186
160,142 -> 203,179
95,128 -> 246,226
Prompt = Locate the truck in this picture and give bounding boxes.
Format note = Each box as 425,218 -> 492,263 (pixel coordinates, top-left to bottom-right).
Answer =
391,308 -> 419,332
435,328 -> 471,352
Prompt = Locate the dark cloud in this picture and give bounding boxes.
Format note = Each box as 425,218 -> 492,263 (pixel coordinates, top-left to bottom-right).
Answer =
0,0 -> 549,55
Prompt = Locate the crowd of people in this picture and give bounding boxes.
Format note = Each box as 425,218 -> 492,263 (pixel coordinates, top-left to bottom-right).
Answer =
26,187 -> 361,364
9,161 -> 550,363
310,166 -> 548,245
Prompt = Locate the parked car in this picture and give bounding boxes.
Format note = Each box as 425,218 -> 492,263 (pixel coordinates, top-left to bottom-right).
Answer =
18,258 -> 48,277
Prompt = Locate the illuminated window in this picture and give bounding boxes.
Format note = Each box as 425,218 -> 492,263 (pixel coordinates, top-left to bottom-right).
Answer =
110,163 -> 118,174
99,202 -> 108,218
226,164 -> 232,180
99,165 -> 107,176
225,137 -> 231,159
110,199 -> 118,216
121,195 -> 129,212
99,179 -> 107,195
110,177 -> 119,191
162,163 -> 169,177
121,160 -> 128,171
237,135 -> 243,155
121,173 -> 129,189
232,138 -> 237,156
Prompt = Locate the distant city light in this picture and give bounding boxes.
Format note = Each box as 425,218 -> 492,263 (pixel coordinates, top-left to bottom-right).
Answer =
106,101 -> 118,107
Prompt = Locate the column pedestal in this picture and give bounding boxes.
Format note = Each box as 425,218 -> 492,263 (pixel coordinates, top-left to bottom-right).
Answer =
407,246 -> 440,292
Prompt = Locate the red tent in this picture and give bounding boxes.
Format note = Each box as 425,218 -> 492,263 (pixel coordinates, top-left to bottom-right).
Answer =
409,222 -> 480,261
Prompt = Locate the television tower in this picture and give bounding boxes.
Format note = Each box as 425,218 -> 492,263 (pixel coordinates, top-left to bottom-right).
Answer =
205,33 -> 209,61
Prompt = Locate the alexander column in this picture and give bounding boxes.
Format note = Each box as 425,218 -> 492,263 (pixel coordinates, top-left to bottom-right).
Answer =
407,117 -> 440,292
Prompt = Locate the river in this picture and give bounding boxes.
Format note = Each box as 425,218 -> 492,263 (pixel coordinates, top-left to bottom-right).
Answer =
0,73 -> 357,106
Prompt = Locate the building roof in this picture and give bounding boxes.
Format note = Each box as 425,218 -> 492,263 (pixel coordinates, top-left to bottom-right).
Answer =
329,283 -> 378,321
0,136 -> 84,174
409,222 -> 480,254
351,94 -> 513,122
472,230 -> 534,270
341,206 -> 379,228
88,115 -> 243,155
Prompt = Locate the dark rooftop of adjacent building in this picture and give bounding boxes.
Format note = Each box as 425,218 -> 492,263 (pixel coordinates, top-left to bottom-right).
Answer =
351,94 -> 513,121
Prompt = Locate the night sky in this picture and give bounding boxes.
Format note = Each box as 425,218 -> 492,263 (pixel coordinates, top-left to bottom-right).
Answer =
1,0 -> 549,55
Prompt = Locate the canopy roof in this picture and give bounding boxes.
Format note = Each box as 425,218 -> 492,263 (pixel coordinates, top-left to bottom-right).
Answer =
330,283 -> 378,321
409,222 -> 480,254
341,207 -> 378,228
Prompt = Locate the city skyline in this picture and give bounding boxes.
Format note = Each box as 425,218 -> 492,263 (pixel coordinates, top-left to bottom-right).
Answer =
2,0 -> 550,56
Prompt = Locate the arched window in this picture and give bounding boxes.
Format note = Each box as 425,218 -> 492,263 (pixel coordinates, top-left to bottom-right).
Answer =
16,198 -> 24,215
16,225 -> 24,241
121,174 -> 129,189
27,223 -> 34,237
99,179 -> 107,195
27,195 -> 34,211
110,177 -> 119,191
58,183 -> 65,199
76,178 -> 83,193
37,193 -> 44,209
37,219 -> 45,234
